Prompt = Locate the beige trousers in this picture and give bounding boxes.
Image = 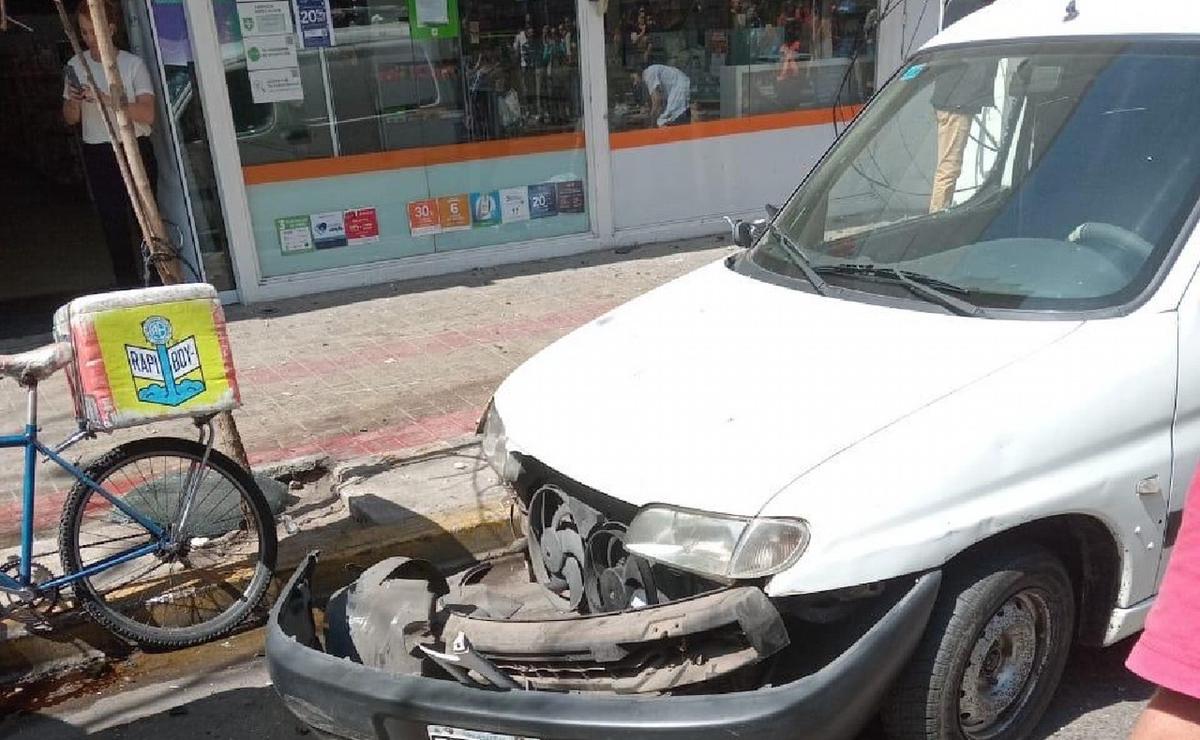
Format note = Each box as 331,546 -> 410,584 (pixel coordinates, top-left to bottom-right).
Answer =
930,110 -> 973,212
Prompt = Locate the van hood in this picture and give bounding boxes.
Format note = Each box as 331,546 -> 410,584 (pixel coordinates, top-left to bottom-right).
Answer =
495,259 -> 1082,517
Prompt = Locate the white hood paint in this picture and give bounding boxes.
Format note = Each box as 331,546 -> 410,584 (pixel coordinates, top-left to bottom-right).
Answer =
495,259 -> 1082,517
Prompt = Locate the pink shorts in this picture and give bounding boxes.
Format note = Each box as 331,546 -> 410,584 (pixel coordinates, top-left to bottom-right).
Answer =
1127,467 -> 1200,700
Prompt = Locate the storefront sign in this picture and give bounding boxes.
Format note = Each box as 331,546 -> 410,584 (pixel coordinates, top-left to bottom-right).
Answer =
248,67 -> 304,103
406,0 -> 459,39
438,194 -> 472,231
408,199 -> 442,236
500,187 -> 530,223
555,180 -> 586,214
244,34 -> 298,71
236,0 -> 293,37
528,183 -> 559,219
276,215 -> 314,254
470,192 -> 501,228
310,211 -> 348,249
345,207 -> 380,245
295,0 -> 335,48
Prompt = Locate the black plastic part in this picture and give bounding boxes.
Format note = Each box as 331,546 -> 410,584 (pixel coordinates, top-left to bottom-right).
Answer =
268,553 -> 941,740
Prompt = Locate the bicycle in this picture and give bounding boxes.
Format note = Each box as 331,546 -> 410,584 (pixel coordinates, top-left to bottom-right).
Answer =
0,342 -> 276,649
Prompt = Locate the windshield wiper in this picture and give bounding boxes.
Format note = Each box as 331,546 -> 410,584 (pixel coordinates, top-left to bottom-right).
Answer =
768,224 -> 830,296
816,263 -> 985,318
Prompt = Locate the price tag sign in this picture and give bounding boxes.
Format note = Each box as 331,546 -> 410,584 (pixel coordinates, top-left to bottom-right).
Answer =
438,194 -> 472,231
408,199 -> 442,236
528,183 -> 558,219
295,0 -> 335,48
345,207 -> 380,245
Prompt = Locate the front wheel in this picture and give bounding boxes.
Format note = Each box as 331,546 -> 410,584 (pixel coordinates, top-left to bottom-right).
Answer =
59,437 -> 277,648
883,545 -> 1075,740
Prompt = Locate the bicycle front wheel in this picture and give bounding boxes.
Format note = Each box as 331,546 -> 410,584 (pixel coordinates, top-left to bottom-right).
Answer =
59,437 -> 277,648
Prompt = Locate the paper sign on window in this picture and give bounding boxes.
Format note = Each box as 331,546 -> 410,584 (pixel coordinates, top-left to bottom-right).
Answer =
438,194 -> 472,231
408,199 -> 442,236
500,187 -> 530,223
345,207 -> 381,245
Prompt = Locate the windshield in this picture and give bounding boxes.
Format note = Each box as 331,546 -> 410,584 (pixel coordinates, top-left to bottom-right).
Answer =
751,39 -> 1200,313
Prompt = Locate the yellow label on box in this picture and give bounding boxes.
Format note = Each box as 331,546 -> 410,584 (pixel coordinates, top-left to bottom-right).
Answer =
92,299 -> 234,416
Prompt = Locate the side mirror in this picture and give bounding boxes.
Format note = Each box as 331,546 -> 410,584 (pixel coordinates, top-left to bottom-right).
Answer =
765,203 -> 780,219
725,216 -> 767,249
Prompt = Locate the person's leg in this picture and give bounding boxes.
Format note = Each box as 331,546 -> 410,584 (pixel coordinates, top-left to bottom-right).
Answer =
82,143 -> 140,287
930,110 -> 973,212
1132,689 -> 1200,740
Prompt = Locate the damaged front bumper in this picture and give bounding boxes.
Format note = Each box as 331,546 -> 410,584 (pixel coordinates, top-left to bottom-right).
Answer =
267,552 -> 941,740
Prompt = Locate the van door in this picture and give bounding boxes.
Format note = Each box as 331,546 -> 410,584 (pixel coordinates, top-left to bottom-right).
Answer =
1165,266 -> 1200,585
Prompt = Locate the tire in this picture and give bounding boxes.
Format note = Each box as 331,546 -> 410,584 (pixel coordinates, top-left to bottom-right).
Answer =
59,437 -> 277,648
882,545 -> 1075,740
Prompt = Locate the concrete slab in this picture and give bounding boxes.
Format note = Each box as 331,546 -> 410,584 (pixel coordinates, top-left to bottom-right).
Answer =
337,442 -> 511,528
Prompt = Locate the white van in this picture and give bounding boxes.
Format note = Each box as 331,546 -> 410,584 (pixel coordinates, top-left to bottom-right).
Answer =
268,2 -> 1200,738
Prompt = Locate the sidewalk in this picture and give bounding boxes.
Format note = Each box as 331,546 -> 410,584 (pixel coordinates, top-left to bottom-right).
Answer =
0,237 -> 735,543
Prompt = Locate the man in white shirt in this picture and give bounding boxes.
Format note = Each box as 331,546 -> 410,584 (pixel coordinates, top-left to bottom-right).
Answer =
63,1 -> 158,288
635,64 -> 692,127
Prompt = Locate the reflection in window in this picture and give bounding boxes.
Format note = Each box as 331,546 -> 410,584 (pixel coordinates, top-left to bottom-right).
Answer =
225,0 -> 585,166
605,0 -> 880,132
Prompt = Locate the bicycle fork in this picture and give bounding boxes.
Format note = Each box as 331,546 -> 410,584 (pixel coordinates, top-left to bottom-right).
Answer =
171,417 -> 216,545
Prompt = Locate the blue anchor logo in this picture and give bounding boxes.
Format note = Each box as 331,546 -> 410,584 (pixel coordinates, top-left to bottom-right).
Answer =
131,316 -> 206,407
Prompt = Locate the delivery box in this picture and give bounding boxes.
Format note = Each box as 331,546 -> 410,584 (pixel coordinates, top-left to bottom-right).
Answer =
53,285 -> 241,431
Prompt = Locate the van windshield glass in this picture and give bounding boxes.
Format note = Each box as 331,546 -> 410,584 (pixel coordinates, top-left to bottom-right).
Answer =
752,40 -> 1200,313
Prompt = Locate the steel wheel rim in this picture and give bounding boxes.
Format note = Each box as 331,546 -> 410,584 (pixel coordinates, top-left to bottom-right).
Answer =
958,589 -> 1054,739
70,450 -> 265,634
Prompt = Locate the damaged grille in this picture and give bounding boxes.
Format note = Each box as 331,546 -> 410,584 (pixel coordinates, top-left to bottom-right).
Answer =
324,477 -> 791,694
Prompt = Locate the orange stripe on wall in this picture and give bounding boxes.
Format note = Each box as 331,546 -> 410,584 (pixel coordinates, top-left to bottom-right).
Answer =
243,131 -> 586,185
242,106 -> 861,185
610,105 -> 862,150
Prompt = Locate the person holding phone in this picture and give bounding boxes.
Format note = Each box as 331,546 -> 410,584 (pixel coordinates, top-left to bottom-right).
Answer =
62,0 -> 157,288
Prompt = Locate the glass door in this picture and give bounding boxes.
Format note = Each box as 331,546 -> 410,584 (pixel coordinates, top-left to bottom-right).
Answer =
127,0 -> 238,294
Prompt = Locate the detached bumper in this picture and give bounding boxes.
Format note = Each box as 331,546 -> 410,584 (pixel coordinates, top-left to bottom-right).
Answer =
268,553 -> 941,740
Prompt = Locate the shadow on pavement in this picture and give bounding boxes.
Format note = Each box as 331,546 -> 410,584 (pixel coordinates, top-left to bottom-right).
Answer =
1032,638 -> 1154,738
1,685 -> 299,740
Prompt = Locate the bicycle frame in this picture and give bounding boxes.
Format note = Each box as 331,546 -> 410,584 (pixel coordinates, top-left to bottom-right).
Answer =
0,382 -> 165,596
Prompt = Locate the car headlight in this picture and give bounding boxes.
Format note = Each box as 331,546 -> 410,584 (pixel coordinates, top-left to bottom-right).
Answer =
624,506 -> 809,580
480,403 -> 521,482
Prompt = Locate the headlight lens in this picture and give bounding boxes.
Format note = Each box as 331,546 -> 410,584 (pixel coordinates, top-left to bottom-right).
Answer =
625,506 -> 809,580
480,403 -> 521,482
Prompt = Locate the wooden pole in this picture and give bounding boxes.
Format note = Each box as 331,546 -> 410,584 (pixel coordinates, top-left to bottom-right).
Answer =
56,0 -> 252,470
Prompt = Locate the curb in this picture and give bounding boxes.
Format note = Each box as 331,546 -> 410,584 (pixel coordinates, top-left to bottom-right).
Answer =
0,438 -> 515,689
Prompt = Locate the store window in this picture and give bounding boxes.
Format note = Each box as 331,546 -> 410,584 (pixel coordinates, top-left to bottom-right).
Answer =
218,0 -> 584,166
604,0 -> 880,132
213,0 -> 590,280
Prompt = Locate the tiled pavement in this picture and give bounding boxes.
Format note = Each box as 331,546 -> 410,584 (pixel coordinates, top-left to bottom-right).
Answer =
0,237 -> 735,541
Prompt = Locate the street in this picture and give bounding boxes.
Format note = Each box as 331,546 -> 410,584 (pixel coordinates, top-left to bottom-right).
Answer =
0,635 -> 1152,739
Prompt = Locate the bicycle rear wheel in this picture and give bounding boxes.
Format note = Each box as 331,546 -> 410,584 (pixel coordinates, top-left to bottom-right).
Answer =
59,437 -> 277,648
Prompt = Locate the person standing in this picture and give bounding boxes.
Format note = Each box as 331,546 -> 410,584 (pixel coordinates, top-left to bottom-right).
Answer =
62,0 -> 157,289
1127,469 -> 1200,739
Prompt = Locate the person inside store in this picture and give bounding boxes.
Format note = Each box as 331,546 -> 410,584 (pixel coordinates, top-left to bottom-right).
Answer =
634,63 -> 692,127
62,0 -> 157,289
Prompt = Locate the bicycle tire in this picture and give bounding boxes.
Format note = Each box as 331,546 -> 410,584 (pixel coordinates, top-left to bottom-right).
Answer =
58,437 -> 277,648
